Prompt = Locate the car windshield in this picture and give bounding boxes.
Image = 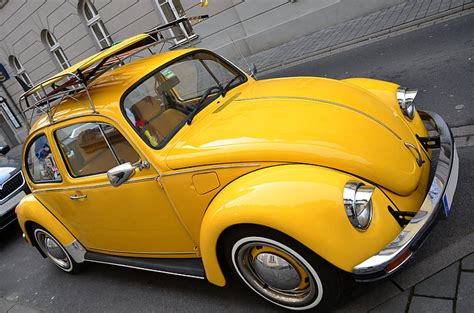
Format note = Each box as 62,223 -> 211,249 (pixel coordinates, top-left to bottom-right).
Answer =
122,51 -> 246,148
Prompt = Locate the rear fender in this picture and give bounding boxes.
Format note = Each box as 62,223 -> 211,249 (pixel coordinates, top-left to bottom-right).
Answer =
199,165 -> 401,286
16,194 -> 83,260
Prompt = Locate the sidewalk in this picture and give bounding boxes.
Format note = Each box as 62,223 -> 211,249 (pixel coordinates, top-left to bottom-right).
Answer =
233,0 -> 473,75
372,253 -> 474,312
334,230 -> 474,312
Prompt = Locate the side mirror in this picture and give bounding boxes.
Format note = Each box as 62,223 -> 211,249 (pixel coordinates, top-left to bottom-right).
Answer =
107,162 -> 135,187
0,145 -> 10,155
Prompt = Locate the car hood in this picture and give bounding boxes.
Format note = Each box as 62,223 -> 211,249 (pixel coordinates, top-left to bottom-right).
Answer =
167,77 -> 423,195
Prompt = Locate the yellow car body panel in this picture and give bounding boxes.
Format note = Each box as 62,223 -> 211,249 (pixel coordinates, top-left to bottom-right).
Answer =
26,115 -> 196,258
166,77 -> 423,196
17,46 -> 436,287
200,164 -> 402,286
16,194 -> 76,246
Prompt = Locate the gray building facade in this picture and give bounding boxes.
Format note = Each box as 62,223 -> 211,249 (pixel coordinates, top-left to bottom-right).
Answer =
0,0 -> 402,148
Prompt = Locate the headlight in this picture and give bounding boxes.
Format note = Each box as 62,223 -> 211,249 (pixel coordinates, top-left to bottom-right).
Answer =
397,87 -> 417,119
343,182 -> 374,230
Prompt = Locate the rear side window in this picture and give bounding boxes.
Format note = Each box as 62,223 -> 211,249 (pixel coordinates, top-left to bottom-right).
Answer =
55,122 -> 140,178
26,134 -> 62,183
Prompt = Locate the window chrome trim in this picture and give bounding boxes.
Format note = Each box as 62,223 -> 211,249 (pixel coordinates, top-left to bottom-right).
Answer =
50,117 -> 154,181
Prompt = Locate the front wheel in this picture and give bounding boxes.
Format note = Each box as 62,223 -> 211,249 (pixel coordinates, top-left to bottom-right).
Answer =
33,227 -> 83,274
223,227 -> 343,311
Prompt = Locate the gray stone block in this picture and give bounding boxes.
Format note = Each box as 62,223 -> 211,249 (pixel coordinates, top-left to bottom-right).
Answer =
461,253 -> 474,270
457,272 -> 474,313
414,262 -> 459,298
370,290 -> 410,313
335,281 -> 401,313
0,299 -> 15,313
409,296 -> 453,313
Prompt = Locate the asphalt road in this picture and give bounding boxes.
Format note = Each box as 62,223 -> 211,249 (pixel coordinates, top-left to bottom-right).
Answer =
0,13 -> 473,313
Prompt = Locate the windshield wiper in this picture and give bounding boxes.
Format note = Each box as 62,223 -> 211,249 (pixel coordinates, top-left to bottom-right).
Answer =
221,75 -> 241,98
186,76 -> 242,125
187,85 -> 222,125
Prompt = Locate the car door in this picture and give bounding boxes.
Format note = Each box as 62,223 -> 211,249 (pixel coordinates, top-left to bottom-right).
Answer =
35,117 -> 195,256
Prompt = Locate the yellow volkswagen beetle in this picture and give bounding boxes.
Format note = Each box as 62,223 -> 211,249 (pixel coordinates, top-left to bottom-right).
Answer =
16,33 -> 459,311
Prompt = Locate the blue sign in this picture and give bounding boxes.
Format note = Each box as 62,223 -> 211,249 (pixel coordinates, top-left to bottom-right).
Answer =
0,64 -> 10,83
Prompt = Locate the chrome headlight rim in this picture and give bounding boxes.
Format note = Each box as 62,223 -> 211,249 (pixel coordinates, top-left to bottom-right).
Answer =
397,87 -> 417,120
343,181 -> 374,231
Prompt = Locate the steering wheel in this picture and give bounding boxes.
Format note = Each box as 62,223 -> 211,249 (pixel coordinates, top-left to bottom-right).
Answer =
197,86 -> 222,107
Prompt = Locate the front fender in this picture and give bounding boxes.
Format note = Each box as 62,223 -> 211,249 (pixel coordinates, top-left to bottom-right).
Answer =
16,194 -> 77,247
200,164 -> 402,286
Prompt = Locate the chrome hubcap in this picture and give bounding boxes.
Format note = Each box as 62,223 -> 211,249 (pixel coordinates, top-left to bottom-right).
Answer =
232,238 -> 322,309
252,252 -> 301,290
35,229 -> 72,271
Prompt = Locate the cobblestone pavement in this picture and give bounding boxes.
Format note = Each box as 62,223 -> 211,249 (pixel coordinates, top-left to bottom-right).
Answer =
370,253 -> 474,312
232,0 -> 473,75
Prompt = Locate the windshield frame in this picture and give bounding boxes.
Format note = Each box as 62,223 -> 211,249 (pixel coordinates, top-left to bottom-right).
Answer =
120,49 -> 248,150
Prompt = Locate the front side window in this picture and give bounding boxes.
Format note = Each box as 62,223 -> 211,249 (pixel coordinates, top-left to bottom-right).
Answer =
122,51 -> 245,148
55,122 -> 139,178
26,134 -> 61,183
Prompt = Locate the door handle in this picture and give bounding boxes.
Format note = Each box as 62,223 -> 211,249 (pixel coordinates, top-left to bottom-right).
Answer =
70,194 -> 87,200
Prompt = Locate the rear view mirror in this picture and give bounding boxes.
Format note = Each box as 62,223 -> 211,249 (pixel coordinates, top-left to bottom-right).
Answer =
0,145 -> 10,155
155,74 -> 180,95
107,162 -> 135,187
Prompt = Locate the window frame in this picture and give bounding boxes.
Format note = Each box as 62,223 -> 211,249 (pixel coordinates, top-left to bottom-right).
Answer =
155,0 -> 197,46
53,120 -> 140,179
44,31 -> 71,70
9,56 -> 41,102
24,133 -> 63,184
81,0 -> 112,49
120,49 -> 248,150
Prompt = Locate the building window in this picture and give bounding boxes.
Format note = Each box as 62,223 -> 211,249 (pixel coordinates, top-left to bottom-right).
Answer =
42,30 -> 70,70
156,0 -> 197,46
9,56 -> 40,102
10,56 -> 34,89
80,0 -> 112,49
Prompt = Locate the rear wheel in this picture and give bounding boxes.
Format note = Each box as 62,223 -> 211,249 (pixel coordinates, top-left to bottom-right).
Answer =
33,227 -> 83,274
223,227 -> 343,311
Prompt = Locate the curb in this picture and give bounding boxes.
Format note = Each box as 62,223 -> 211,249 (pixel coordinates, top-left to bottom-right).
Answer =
259,5 -> 473,76
336,233 -> 474,312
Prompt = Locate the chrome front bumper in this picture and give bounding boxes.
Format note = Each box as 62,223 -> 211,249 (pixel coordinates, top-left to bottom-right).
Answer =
353,111 -> 459,281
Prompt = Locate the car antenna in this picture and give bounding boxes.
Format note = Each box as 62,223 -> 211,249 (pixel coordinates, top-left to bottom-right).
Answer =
228,33 -> 258,80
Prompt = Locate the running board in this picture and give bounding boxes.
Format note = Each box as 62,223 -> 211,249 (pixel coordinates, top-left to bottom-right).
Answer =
84,252 -> 205,279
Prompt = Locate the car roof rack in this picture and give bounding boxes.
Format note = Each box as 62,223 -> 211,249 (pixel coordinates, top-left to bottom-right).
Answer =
18,16 -> 203,129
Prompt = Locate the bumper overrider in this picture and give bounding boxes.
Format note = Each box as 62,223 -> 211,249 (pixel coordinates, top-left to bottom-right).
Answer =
353,110 -> 459,282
